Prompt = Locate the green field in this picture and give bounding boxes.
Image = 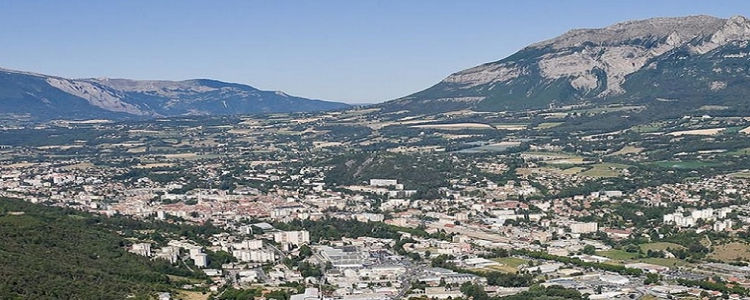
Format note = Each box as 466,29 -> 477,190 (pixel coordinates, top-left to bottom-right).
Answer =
649,160 -> 724,169
595,250 -> 640,261
640,257 -> 689,267
536,122 -> 564,129
724,147 -> 750,156
579,163 -> 630,178
639,242 -> 684,252
568,105 -> 644,114
492,257 -> 529,268
731,170 -> 750,178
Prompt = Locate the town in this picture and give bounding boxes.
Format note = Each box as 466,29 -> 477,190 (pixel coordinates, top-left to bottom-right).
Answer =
3,105 -> 750,300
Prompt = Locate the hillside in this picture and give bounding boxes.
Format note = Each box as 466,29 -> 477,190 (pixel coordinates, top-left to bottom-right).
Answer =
382,15 -> 750,116
0,68 -> 349,122
0,198 -> 211,299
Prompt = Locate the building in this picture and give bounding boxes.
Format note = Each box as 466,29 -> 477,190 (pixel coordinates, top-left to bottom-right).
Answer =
290,288 -> 320,300
130,243 -> 151,257
274,230 -> 310,246
318,246 -> 367,268
233,239 -> 263,250
370,179 -> 398,187
194,253 -> 208,268
233,249 -> 276,263
569,222 -> 598,234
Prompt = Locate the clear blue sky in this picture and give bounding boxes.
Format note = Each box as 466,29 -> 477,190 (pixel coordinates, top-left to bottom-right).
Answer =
0,1 -> 747,103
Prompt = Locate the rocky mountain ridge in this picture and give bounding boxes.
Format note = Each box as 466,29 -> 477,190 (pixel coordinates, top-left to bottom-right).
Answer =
0,68 -> 349,122
385,15 -> 750,114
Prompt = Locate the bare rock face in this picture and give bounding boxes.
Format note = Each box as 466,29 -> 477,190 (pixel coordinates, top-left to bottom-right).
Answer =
46,78 -> 150,115
391,15 -> 750,113
0,69 -> 349,121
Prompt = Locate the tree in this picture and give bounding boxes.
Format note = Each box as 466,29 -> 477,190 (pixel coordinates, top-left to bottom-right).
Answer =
460,282 -> 489,300
582,245 -> 596,255
298,244 -> 313,258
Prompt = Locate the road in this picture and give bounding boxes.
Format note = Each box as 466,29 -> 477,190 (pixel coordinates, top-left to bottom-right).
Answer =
395,259 -> 425,299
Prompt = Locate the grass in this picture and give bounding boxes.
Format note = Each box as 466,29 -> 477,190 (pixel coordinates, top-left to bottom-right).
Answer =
492,257 -> 528,268
731,170 -> 750,179
535,122 -> 563,129
649,160 -> 724,169
639,242 -> 684,252
596,250 -> 640,261
724,147 -> 750,156
608,146 -> 643,156
568,105 -> 644,114
560,167 -> 587,175
709,242 -> 750,261
521,151 -> 578,158
630,122 -> 664,133
640,257 -> 689,267
480,265 -> 518,274
578,163 -> 630,178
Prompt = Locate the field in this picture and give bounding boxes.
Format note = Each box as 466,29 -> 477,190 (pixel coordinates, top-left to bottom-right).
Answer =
60,162 -> 95,170
578,163 -> 630,178
480,264 -> 518,274
456,142 -> 522,153
724,147 -> 750,156
535,122 -> 563,129
640,257 -> 689,267
492,257 -> 528,268
608,146 -> 643,156
668,128 -> 725,136
639,242 -> 684,252
412,123 -> 493,130
709,242 -> 750,261
568,105 -> 644,114
560,167 -> 587,175
649,160 -> 724,169
177,290 -> 210,300
596,250 -> 640,261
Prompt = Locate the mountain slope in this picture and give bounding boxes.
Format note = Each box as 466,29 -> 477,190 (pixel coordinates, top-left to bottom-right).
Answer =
0,198 -> 184,299
0,68 -> 349,121
383,15 -> 750,114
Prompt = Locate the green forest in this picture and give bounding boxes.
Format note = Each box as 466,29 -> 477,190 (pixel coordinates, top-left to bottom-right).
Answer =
0,197 -> 208,299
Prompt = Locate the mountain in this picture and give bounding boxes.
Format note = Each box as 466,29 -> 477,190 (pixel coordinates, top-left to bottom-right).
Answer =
0,68 -> 349,122
383,15 -> 750,114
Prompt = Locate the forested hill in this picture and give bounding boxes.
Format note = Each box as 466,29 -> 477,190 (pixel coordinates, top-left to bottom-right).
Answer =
0,198 -> 212,299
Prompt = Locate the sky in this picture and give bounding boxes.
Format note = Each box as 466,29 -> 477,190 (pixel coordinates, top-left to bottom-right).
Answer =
0,1 -> 748,104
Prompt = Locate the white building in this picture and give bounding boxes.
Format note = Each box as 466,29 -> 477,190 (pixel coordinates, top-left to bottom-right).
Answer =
355,213 -> 385,223
274,230 -> 310,246
692,208 -> 714,220
156,246 -> 180,264
130,243 -> 152,257
194,253 -> 208,268
569,222 -> 598,234
233,239 -> 263,250
233,249 -> 276,263
370,179 -> 398,187
291,288 -> 320,300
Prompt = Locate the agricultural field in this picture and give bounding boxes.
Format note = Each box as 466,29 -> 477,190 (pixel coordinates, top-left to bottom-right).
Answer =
578,163 -> 630,178
639,242 -> 684,252
649,160 -> 724,169
595,250 -> 640,261
709,242 -> 750,261
608,146 -> 643,156
492,257 -> 529,268
535,122 -> 563,129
